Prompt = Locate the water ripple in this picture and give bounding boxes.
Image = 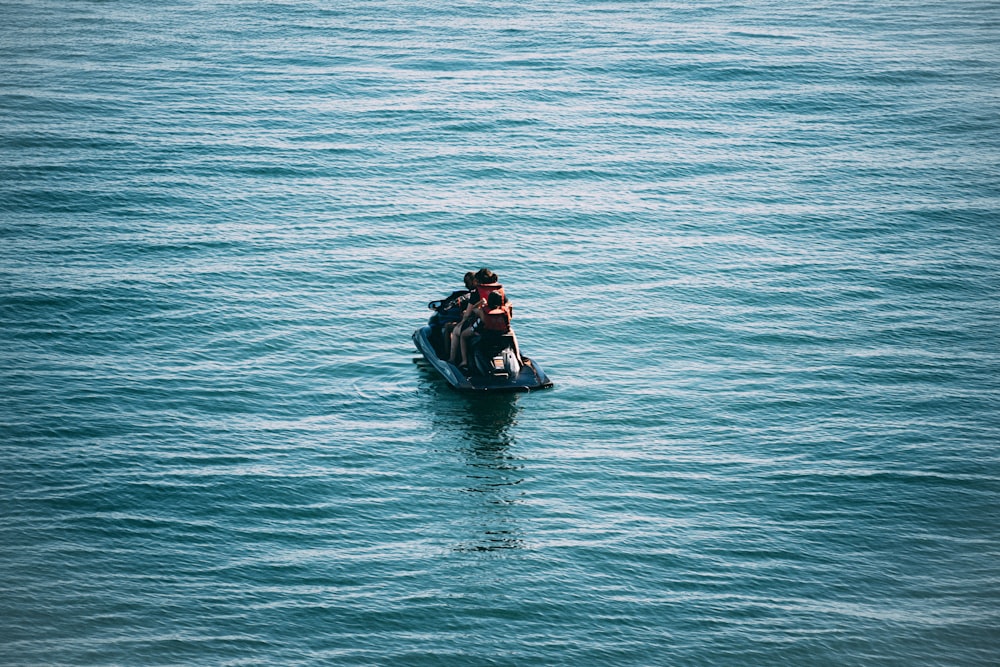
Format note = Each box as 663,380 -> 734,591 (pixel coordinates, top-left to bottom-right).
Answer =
2,0 -> 999,665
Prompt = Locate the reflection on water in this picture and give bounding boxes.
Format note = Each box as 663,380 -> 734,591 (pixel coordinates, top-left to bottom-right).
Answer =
416,361 -> 526,552
454,393 -> 524,553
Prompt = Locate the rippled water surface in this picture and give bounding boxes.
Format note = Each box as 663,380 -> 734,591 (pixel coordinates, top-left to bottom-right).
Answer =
2,1 -> 999,664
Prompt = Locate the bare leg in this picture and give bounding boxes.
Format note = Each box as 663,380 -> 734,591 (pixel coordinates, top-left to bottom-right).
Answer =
448,323 -> 463,363
509,328 -> 522,360
448,304 -> 477,363
441,322 -> 455,359
459,326 -> 475,367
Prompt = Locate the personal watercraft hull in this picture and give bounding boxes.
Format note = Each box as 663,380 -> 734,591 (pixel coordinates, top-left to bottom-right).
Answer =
412,325 -> 553,393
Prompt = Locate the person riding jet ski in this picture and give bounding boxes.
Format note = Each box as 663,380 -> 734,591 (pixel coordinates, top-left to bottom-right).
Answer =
413,271 -> 552,391
450,267 -> 505,368
456,289 -> 521,373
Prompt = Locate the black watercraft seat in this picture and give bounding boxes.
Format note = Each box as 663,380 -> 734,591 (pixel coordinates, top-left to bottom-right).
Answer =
474,331 -> 515,358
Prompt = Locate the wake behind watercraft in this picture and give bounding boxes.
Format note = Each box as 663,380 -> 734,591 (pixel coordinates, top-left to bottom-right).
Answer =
413,297 -> 553,393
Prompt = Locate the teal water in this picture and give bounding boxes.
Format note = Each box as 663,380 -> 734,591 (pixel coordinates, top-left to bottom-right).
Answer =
2,1 -> 999,664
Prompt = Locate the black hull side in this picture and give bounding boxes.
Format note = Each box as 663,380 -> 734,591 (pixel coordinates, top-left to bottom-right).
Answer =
412,325 -> 553,393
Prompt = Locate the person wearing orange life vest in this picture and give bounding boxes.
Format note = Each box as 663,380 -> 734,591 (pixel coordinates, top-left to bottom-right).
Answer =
471,267 -> 505,305
454,268 -> 502,368
456,285 -> 521,372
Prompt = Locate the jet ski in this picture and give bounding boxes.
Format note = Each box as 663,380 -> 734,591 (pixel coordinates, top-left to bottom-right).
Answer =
412,299 -> 553,393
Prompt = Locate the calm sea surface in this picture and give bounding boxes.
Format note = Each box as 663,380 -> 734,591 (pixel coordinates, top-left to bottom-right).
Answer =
2,1 -> 999,664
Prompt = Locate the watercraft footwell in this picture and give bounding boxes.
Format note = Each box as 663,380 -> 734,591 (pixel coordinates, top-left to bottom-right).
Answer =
412,325 -> 553,392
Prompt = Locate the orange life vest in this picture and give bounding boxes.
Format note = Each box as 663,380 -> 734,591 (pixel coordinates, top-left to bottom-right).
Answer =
476,282 -> 505,303
480,303 -> 511,333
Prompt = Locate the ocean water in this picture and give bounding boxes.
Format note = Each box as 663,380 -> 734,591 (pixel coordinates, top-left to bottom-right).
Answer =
2,0 -> 999,664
